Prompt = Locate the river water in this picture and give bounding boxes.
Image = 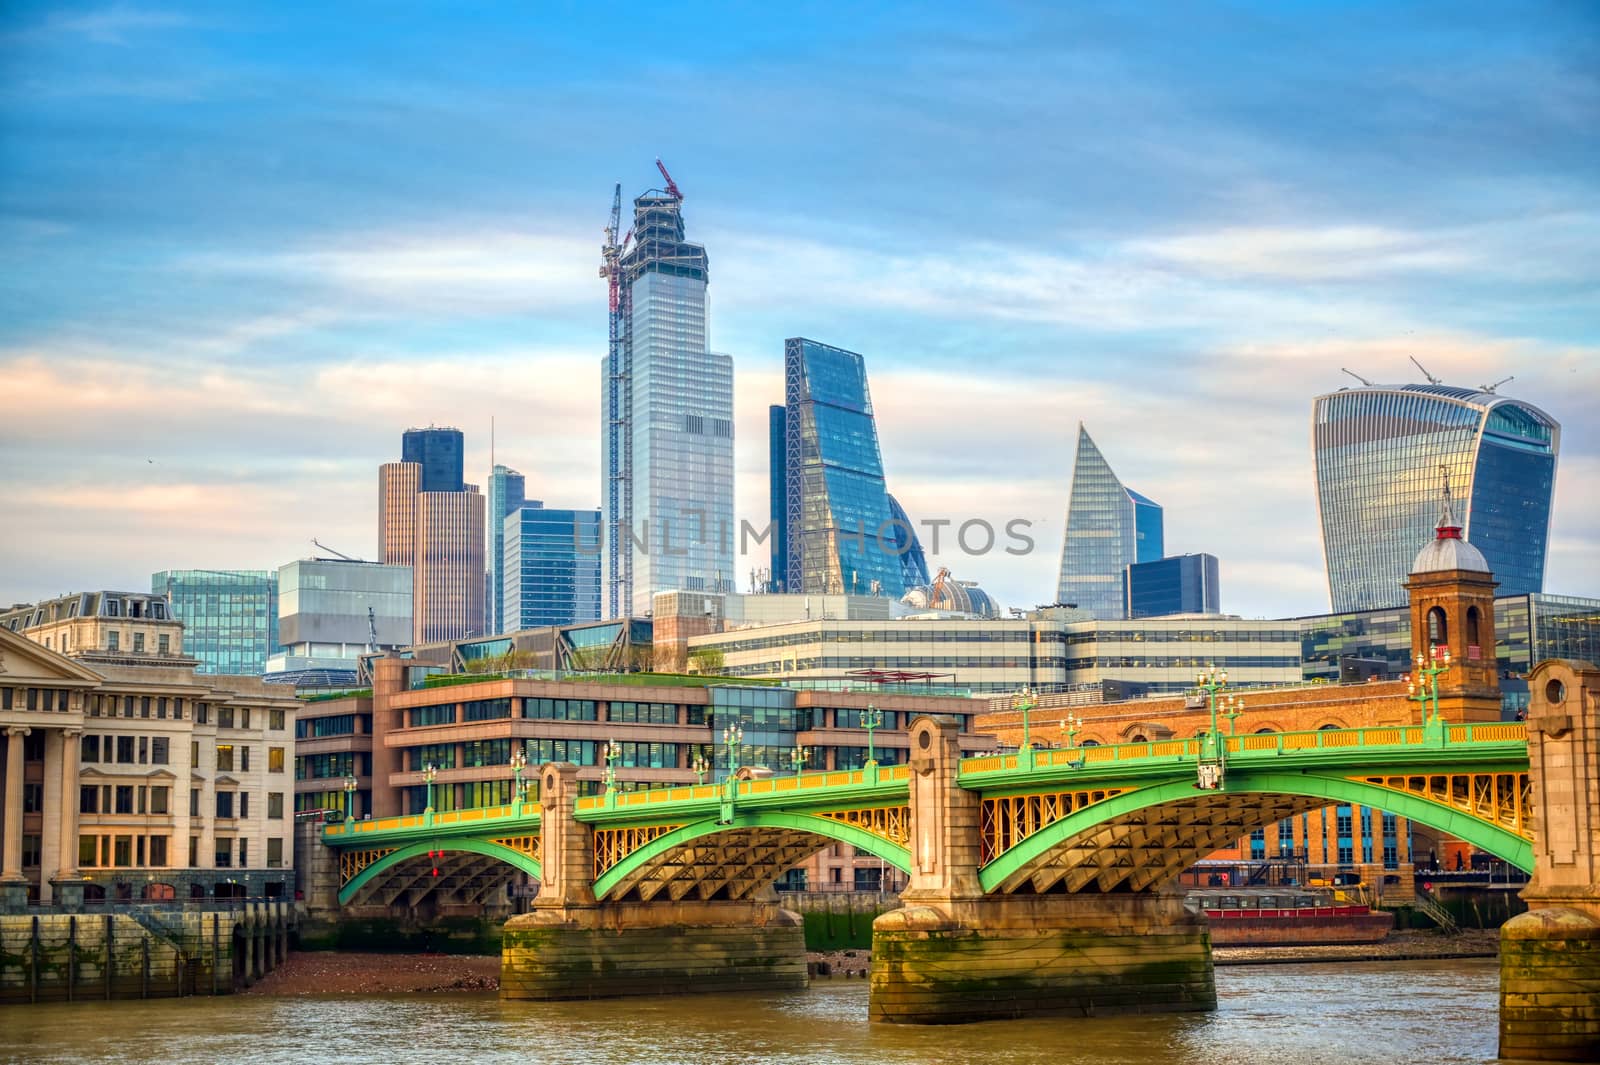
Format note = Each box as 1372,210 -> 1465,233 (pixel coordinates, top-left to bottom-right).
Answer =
3,958 -> 1503,1065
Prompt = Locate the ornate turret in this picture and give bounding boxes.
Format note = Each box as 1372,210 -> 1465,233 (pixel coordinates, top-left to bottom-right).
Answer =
1404,468 -> 1500,721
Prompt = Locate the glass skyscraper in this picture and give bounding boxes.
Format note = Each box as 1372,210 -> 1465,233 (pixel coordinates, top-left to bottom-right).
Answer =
1124,553 -> 1220,618
768,404 -> 789,591
1055,425 -> 1164,619
487,465 -> 527,634
602,178 -> 734,616
151,569 -> 278,675
504,504 -> 602,630
402,426 -> 465,493
887,493 -> 931,590
1313,383 -> 1560,612
782,338 -> 906,597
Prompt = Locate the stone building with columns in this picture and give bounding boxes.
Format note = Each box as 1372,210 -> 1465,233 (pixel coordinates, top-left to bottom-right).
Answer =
0,598 -> 300,911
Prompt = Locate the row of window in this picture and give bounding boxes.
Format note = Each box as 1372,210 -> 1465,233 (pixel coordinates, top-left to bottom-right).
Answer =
76,833 -> 286,869
296,713 -> 364,739
81,734 -> 171,766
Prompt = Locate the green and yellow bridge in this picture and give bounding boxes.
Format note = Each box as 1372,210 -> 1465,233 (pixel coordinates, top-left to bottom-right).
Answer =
327,718 -> 1533,910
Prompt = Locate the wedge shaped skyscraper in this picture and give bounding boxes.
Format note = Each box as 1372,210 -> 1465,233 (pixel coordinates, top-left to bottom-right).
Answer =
1055,425 -> 1163,619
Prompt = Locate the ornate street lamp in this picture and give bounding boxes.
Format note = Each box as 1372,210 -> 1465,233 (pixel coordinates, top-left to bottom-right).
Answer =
1058,713 -> 1084,750
1404,645 -> 1452,727
343,775 -> 357,820
1194,665 -> 1230,788
509,746 -> 528,804
603,739 -> 621,794
722,724 -> 744,775
691,750 -> 709,785
1011,687 -> 1038,752
1222,694 -> 1244,736
422,763 -> 438,813
789,744 -> 809,778
860,707 -> 883,767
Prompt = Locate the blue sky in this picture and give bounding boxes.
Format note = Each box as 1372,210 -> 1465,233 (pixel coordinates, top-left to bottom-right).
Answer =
2,1 -> 1596,616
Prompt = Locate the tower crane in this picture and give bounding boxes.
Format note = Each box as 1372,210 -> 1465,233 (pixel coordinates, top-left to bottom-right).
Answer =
600,182 -> 622,312
655,157 -> 682,200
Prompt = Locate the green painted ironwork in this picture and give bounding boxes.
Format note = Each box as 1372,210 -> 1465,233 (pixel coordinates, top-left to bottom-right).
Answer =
337,838 -> 543,906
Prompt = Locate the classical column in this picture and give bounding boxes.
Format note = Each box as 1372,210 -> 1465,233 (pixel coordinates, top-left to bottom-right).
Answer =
57,728 -> 81,881
2,726 -> 30,881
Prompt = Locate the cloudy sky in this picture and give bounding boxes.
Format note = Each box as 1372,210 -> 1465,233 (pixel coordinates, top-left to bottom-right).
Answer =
2,1 -> 1596,617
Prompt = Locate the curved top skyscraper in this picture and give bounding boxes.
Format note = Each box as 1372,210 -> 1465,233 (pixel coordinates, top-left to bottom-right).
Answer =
1312,381 -> 1560,612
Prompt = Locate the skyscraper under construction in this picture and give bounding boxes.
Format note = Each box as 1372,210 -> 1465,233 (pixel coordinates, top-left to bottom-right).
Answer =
601,161 -> 734,616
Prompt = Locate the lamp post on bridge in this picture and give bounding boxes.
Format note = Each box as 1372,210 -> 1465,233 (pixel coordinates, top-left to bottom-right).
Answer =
1222,694 -> 1244,736
1012,687 -> 1038,770
510,746 -> 528,807
722,724 -> 744,776
861,707 -> 883,767
1405,645 -> 1452,731
422,763 -> 438,814
789,744 -> 809,778
603,739 -> 621,795
343,775 -> 357,821
1194,665 -> 1230,789
692,750 -> 709,785
1059,713 -> 1083,765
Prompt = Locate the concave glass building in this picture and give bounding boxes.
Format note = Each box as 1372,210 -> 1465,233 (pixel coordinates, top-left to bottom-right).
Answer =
1055,425 -> 1164,620
1313,383 -> 1559,613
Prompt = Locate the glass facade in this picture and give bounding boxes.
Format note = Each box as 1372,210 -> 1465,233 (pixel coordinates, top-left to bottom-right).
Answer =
1124,553 -> 1220,618
887,493 -> 931,590
402,426 -> 464,493
603,188 -> 734,616
1313,383 -> 1559,612
487,465 -> 527,634
267,558 -> 411,681
711,685 -> 803,781
1055,426 -> 1164,619
151,569 -> 277,675
503,504 -> 602,630
768,404 -> 789,591
783,338 -> 906,597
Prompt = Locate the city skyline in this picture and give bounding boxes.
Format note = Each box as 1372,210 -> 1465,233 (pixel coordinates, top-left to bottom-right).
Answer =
2,3 -> 1596,617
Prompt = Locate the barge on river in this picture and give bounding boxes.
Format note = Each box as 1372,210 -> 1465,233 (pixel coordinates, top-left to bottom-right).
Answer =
1184,887 -> 1394,947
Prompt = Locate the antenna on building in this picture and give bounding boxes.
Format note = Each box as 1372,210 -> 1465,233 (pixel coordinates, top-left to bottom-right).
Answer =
1480,375 -> 1514,393
1409,356 -> 1443,386
311,538 -> 364,563
1340,368 -> 1376,387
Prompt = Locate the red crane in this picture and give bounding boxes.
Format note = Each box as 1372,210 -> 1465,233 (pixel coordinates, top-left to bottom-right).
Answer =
655,157 -> 683,200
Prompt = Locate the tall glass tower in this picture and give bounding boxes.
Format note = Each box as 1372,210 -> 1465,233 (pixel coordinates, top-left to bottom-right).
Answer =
487,464 -> 526,634
602,174 -> 734,617
782,338 -> 906,597
1313,382 -> 1559,612
1055,425 -> 1164,619
402,426 -> 464,493
504,504 -> 602,630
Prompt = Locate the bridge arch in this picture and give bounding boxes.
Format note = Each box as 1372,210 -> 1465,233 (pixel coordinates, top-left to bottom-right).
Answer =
339,838 -> 542,906
593,810 -> 911,902
979,770 -> 1533,896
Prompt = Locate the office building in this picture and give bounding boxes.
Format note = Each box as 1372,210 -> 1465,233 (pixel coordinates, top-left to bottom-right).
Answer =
1124,554 -> 1221,619
503,504 -> 602,631
1056,425 -> 1164,619
151,570 -> 278,676
1313,381 -> 1559,612
487,465 -> 528,635
768,405 -> 788,591
602,170 -> 734,616
887,493 -> 931,590
402,426 -> 465,494
780,337 -> 906,597
380,429 -> 487,645
264,558 -> 412,688
0,618 -> 299,906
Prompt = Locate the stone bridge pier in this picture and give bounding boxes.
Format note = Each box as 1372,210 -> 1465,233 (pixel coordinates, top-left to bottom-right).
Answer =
870,718 -> 1214,1024
1500,660 -> 1600,1062
499,763 -> 807,1000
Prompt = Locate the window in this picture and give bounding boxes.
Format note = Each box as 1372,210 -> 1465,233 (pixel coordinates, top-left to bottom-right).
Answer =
149,835 -> 168,866
237,838 -> 248,867
268,747 -> 285,772
140,697 -> 151,718
114,836 -> 132,866
115,785 -> 134,814
156,697 -> 168,720
79,835 -> 97,866
23,782 -> 43,813
269,709 -> 285,731
267,792 -> 284,819
138,736 -> 148,764
152,737 -> 169,765
214,840 -> 231,868
21,834 -> 40,868
79,786 -> 99,813
157,634 -> 169,654
114,736 -> 133,764
267,837 -> 284,868
216,792 -> 234,819
190,788 -> 199,817
196,703 -> 209,725
217,707 -> 234,729
191,740 -> 199,766
132,632 -> 145,653
189,837 -> 199,867
240,746 -> 250,772
240,709 -> 251,729
149,787 -> 169,815
215,745 -> 234,772
239,792 -> 250,818
107,631 -> 119,651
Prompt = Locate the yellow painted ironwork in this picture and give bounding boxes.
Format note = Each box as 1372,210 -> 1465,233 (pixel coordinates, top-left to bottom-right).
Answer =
818,805 -> 910,848
979,787 -> 1132,866
593,824 -> 684,878
339,847 -> 397,886
488,835 -> 540,861
1356,771 -> 1533,838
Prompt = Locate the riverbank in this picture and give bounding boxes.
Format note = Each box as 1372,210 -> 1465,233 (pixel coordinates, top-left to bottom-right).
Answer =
243,951 -> 499,995
1214,929 -> 1499,965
